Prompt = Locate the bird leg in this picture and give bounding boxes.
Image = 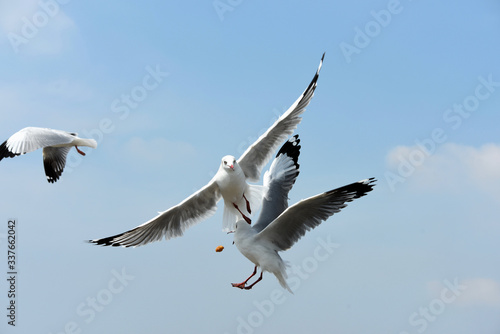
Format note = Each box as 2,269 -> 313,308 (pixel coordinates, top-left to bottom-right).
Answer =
244,271 -> 263,290
243,194 -> 251,214
233,203 -> 251,224
231,266 -> 257,289
75,146 -> 86,156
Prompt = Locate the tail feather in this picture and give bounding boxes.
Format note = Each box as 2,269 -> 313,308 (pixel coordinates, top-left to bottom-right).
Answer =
273,259 -> 293,293
274,269 -> 293,294
222,202 -> 238,232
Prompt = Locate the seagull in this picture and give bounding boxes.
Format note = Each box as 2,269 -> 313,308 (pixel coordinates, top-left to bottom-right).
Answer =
0,127 -> 97,183
90,54 -> 324,248
231,148 -> 375,292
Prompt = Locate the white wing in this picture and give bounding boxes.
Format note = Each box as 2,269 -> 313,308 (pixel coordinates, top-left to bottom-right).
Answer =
238,53 -> 324,182
90,180 -> 222,247
0,127 -> 75,159
43,146 -> 72,183
252,135 -> 301,233
257,178 -> 376,251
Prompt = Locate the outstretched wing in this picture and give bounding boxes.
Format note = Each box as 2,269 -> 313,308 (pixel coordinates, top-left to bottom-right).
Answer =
90,181 -> 222,247
257,178 -> 376,251
252,135 -> 301,233
237,53 -> 324,182
0,127 -> 74,161
43,146 -> 72,183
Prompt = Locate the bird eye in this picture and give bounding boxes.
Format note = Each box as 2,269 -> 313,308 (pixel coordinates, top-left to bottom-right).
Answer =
233,159 -> 236,164
223,161 -> 227,165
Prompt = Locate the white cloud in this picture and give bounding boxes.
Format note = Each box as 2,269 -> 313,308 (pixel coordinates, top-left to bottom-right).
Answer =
457,143 -> 500,183
0,1 -> 38,32
0,0 -> 76,55
459,278 -> 500,307
428,278 -> 500,307
385,142 -> 500,198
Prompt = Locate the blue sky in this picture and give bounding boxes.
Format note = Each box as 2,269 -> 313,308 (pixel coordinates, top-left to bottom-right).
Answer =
1,0 -> 499,333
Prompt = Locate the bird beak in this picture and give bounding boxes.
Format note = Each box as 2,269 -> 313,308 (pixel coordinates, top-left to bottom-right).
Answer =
229,164 -> 234,170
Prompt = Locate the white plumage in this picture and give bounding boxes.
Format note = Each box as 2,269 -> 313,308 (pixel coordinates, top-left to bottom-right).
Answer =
0,127 -> 97,183
232,137 -> 375,292
90,53 -> 325,247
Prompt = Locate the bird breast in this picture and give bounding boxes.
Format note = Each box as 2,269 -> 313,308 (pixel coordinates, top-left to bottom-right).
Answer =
234,232 -> 262,265
235,233 -> 281,272
215,167 -> 247,202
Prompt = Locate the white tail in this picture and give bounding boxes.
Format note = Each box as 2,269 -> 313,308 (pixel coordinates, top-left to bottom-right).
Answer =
274,268 -> 293,294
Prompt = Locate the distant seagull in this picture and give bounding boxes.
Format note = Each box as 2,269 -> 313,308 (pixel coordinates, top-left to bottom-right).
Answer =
90,53 -> 324,248
231,145 -> 375,292
0,127 -> 97,183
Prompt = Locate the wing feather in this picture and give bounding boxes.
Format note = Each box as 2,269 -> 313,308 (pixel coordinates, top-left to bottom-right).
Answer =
90,181 -> 222,247
252,135 -> 301,232
43,146 -> 72,183
0,127 -> 74,160
257,178 -> 376,251
237,54 -> 324,182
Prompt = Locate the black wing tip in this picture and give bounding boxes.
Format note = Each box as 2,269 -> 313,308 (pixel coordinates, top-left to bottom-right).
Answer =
361,177 -> 377,187
352,177 -> 376,198
0,140 -> 19,161
303,53 -> 324,96
88,228 -> 142,248
88,237 -> 127,247
44,159 -> 62,183
276,135 -> 301,170
317,52 -> 325,72
326,177 -> 377,199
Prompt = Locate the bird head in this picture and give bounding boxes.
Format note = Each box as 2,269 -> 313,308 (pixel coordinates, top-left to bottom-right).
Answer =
221,155 -> 237,172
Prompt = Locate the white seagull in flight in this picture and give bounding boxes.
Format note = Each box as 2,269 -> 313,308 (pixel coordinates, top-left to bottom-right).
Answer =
0,127 -> 97,183
90,53 -> 324,247
231,139 -> 375,292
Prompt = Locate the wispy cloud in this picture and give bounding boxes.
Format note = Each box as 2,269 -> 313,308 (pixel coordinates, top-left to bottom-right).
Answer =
428,278 -> 500,307
0,0 -> 76,55
458,278 -> 500,307
386,142 -> 500,199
